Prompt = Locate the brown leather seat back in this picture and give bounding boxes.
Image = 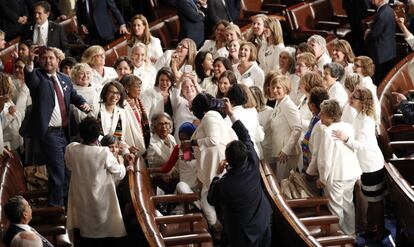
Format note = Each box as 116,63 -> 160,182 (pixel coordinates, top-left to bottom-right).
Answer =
163,15 -> 180,43
114,40 -> 128,58
310,0 -> 334,21
289,3 -> 316,30
149,21 -> 171,50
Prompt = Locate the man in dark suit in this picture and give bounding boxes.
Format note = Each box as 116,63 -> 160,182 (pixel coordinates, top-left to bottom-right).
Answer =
21,1 -> 69,55
208,99 -> 272,247
176,0 -> 205,48
24,46 -> 90,206
0,0 -> 31,41
342,0 -> 370,55
76,0 -> 129,45
3,195 -> 53,247
365,0 -> 396,85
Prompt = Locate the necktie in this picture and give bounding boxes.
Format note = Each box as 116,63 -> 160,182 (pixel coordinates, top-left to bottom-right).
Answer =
36,26 -> 46,46
51,75 -> 68,127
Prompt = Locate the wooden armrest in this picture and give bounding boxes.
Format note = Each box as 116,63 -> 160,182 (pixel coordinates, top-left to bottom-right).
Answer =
163,233 -> 211,246
389,141 -> 414,150
316,20 -> 340,30
300,215 -> 339,227
147,167 -> 164,173
155,213 -> 203,225
19,190 -> 49,199
287,197 -> 329,208
151,194 -> 199,204
33,225 -> 66,236
32,207 -> 65,217
316,235 -> 355,246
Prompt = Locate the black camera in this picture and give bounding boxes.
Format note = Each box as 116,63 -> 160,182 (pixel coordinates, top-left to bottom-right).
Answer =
210,98 -> 225,109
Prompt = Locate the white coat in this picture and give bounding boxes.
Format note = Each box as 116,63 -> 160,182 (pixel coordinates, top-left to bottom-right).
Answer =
146,133 -> 176,168
123,101 -> 146,155
191,110 -> 238,186
258,42 -> 285,74
133,63 -> 157,93
65,143 -> 126,238
90,66 -> 118,90
233,62 -> 265,89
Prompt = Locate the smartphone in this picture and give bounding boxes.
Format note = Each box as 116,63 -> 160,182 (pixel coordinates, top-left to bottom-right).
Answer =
211,98 -> 225,109
183,65 -> 193,73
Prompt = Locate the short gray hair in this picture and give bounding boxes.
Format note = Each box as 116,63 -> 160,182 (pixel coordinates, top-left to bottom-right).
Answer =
150,112 -> 173,134
323,62 -> 345,81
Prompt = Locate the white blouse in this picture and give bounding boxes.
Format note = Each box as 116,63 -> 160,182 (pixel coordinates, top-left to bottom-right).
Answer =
90,66 -> 118,90
233,62 -> 265,89
146,133 -> 177,168
317,52 -> 332,72
73,84 -> 100,124
133,63 -> 157,93
328,81 -> 348,109
128,36 -> 163,63
344,113 -> 385,173
361,76 -> 381,125
258,42 -> 285,74
199,40 -> 228,58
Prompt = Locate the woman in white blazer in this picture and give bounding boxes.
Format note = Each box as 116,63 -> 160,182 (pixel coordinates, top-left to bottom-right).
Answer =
128,15 -> 163,64
333,87 -> 387,242
95,82 -> 129,150
323,62 -> 348,109
186,93 -> 238,227
258,17 -> 285,74
317,100 -> 361,235
199,20 -> 230,58
81,45 -> 118,90
233,42 -> 265,89
269,75 -> 302,180
307,34 -> 332,72
120,75 -> 151,156
66,117 -> 129,244
130,43 -> 157,93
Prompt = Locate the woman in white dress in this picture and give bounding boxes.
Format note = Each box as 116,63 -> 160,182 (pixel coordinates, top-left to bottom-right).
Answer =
353,56 -> 381,124
199,20 -> 230,58
66,117 -> 130,245
142,67 -> 176,121
322,62 -> 347,109
227,39 -> 240,65
130,43 -> 157,93
120,74 -> 151,156
0,73 -> 22,151
307,35 -> 332,72
70,63 -> 100,124
333,87 -> 388,242
202,57 -> 233,96
186,93 -> 238,227
195,51 -> 214,86
269,75 -> 302,180
341,73 -> 361,124
293,52 -> 318,106
127,14 -> 163,64
245,14 -> 268,49
155,38 -> 197,79
96,81 -> 130,152
258,17 -> 285,74
233,42 -> 265,89
81,45 -> 118,90
317,99 -> 361,235
331,39 -> 355,85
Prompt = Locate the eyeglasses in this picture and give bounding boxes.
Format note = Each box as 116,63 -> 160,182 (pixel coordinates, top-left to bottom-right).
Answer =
108,90 -> 121,96
177,43 -> 189,49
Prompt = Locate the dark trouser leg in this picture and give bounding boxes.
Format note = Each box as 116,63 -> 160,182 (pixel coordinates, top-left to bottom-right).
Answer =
374,59 -> 395,86
42,129 -> 68,206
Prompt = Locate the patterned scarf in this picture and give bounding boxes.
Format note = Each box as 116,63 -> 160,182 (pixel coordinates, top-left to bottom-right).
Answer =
301,114 -> 320,168
136,98 -> 151,149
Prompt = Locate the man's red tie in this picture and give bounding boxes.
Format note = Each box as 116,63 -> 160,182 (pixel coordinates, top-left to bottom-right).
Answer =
51,75 -> 68,127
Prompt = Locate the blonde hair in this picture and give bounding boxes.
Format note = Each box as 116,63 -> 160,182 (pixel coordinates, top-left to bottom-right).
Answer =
128,15 -> 152,46
344,73 -> 362,92
265,17 -> 284,45
263,70 -> 280,98
239,84 -> 257,108
224,24 -> 243,41
270,75 -> 291,94
249,86 -> 267,112
50,47 -> 65,62
354,56 -> 375,77
71,63 -> 92,83
240,41 -> 258,61
130,42 -> 149,64
353,86 -> 376,119
81,45 -> 105,65
246,14 -> 268,43
180,38 -> 197,67
0,30 -> 5,39
296,52 -> 317,71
